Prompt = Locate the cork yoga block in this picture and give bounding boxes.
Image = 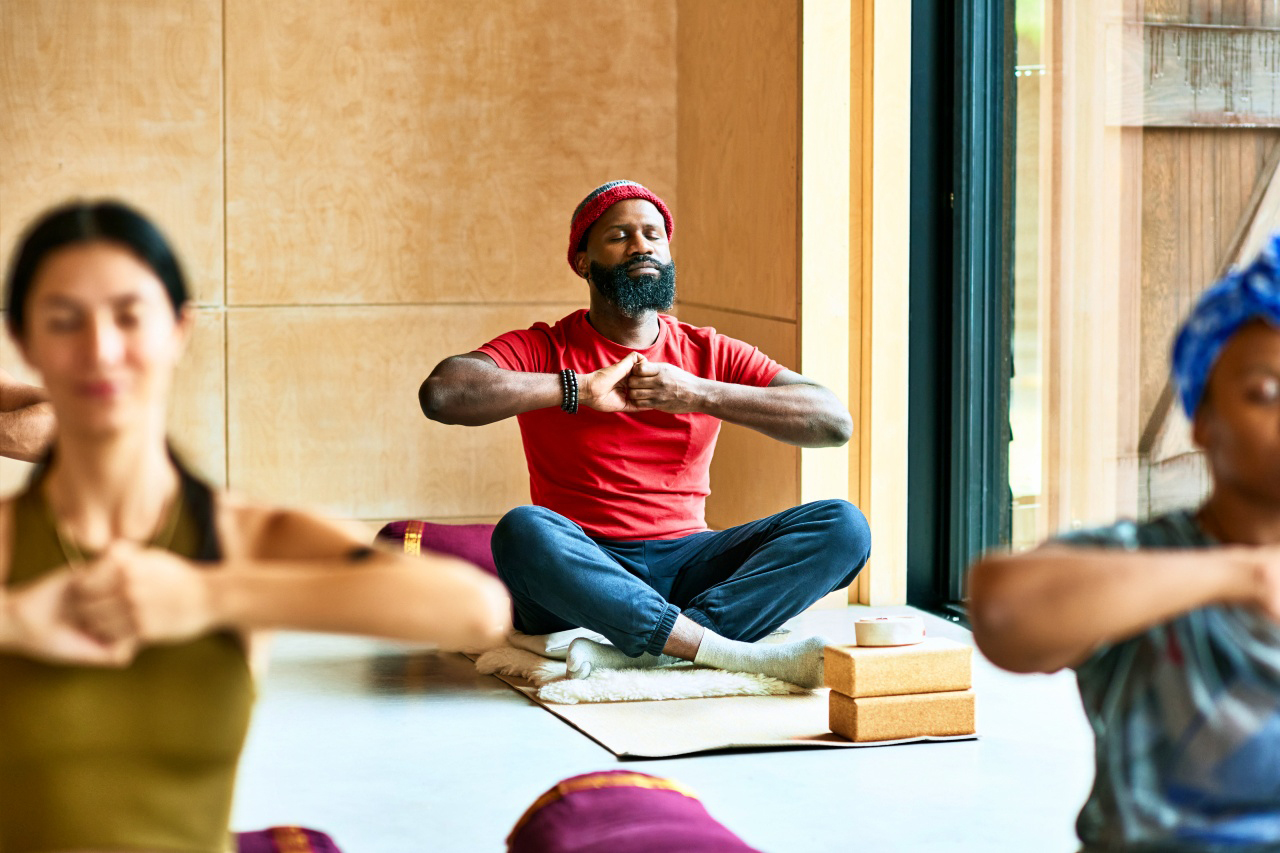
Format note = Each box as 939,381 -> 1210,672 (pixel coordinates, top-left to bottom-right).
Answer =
829,689 -> 977,743
823,636 -> 972,699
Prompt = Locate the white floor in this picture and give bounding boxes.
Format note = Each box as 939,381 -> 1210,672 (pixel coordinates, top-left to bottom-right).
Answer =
231,607 -> 1096,852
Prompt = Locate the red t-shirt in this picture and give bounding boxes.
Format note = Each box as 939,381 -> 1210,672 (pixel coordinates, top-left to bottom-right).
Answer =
477,310 -> 783,540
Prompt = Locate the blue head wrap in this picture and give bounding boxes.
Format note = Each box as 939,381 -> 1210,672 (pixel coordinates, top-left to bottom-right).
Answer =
1172,233 -> 1280,418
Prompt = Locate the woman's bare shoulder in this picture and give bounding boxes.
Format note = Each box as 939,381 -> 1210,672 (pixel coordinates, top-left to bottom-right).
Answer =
211,489 -> 278,560
212,490 -> 369,561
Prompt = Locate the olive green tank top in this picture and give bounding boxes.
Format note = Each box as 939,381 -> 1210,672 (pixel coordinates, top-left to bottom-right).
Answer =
0,463 -> 255,853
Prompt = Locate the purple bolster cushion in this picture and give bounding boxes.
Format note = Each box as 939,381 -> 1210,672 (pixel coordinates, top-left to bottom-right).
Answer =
507,770 -> 761,853
374,520 -> 498,577
237,826 -> 342,852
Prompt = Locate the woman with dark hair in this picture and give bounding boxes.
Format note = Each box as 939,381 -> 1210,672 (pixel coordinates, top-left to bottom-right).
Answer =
969,237 -> 1280,851
0,200 -> 511,853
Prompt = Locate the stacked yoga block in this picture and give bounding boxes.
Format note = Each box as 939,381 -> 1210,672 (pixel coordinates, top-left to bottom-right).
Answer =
823,621 -> 976,743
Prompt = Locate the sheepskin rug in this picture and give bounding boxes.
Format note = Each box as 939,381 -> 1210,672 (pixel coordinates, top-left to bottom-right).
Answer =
474,644 -> 807,705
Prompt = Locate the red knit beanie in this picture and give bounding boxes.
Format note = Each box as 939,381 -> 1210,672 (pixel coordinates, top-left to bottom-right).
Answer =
567,180 -> 674,272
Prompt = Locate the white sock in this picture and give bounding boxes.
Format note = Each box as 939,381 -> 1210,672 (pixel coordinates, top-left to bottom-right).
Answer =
566,638 -> 680,680
693,632 -> 828,689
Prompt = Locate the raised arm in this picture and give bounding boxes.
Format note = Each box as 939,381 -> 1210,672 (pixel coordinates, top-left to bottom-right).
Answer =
626,363 -> 852,448
420,351 -> 643,426
967,545 -> 1280,674
420,353 -> 560,426
0,370 -> 54,462
65,507 -> 513,654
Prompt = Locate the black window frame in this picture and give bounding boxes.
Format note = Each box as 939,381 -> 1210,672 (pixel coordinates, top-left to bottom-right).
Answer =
908,0 -> 1015,619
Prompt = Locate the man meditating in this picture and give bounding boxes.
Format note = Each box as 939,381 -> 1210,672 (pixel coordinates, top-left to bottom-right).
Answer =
421,180 -> 869,688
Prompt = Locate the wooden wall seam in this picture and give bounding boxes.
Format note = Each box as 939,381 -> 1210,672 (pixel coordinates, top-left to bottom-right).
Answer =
675,300 -> 797,324
222,0 -> 230,489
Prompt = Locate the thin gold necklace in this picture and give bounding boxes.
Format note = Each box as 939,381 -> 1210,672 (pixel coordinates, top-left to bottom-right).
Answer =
47,485 -> 184,571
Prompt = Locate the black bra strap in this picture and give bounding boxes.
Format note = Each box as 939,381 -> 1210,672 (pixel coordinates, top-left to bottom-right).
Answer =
171,449 -> 222,563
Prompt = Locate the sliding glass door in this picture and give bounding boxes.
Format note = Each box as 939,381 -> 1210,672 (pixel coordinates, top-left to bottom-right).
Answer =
910,0 -> 1279,613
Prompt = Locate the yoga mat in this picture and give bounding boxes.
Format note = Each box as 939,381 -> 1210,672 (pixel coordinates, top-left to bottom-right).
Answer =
484,668 -> 976,759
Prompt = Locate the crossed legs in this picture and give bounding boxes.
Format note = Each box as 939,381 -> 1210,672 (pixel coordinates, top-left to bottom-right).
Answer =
490,500 -> 871,688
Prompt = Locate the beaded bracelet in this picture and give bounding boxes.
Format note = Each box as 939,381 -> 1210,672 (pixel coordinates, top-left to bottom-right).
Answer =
559,368 -> 579,414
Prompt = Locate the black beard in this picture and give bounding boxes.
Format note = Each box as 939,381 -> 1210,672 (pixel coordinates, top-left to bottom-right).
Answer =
589,257 -> 677,318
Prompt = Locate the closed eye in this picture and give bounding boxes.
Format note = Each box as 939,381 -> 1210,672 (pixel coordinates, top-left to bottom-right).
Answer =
40,308 -> 83,332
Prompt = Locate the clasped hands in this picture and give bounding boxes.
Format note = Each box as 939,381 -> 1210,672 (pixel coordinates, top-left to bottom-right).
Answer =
581,353 -> 706,414
3,542 -> 215,667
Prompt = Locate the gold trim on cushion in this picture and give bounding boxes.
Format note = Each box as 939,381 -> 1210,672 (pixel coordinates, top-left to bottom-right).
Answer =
270,826 -> 316,853
507,772 -> 700,843
404,520 -> 425,557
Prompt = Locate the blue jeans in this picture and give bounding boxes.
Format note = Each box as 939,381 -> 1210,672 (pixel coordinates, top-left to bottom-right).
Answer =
490,499 -> 871,657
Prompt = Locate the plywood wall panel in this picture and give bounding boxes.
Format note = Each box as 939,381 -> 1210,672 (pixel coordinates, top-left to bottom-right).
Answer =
676,0 -> 799,322
227,304 -> 580,519
0,454 -> 32,498
0,0 -> 224,306
2,0 -> 681,525
676,305 -> 800,530
225,0 -> 676,307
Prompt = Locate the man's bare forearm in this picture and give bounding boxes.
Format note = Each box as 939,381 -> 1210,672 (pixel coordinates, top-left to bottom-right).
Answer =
0,373 -> 54,461
698,381 -> 852,447
0,380 -> 46,410
0,402 -> 54,462
420,355 -> 561,426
